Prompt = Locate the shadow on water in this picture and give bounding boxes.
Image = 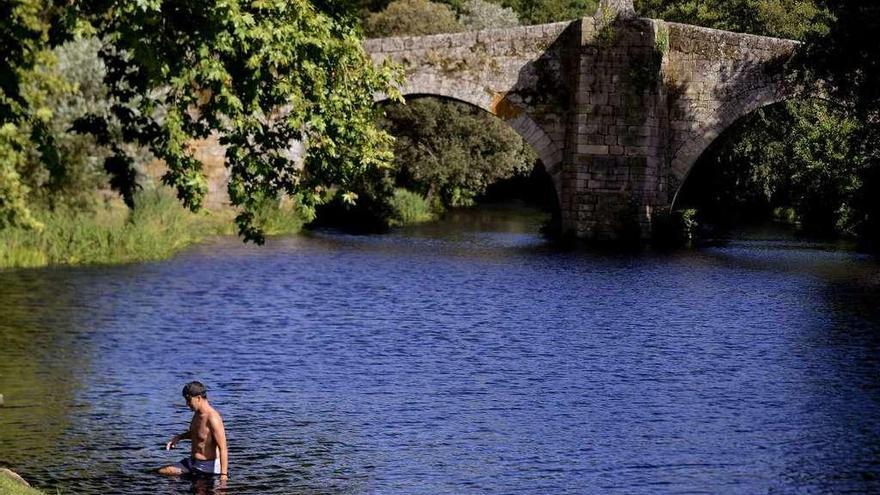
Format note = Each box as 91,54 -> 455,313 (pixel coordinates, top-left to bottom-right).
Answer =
0,269 -> 96,487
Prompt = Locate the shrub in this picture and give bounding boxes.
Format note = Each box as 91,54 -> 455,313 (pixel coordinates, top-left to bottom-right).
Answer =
389,188 -> 436,226
365,0 -> 462,37
0,188 -> 305,269
459,0 -> 520,30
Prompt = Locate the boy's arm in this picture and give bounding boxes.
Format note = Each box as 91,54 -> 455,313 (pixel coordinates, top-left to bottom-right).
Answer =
209,413 -> 228,479
166,429 -> 190,450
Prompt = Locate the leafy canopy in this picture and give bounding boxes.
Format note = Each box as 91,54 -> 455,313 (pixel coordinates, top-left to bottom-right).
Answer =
382,98 -> 534,208
365,0 -> 463,37
2,0 -> 402,243
459,0 -> 520,30
634,0 -> 830,40
500,0 -> 597,25
802,1 -> 880,244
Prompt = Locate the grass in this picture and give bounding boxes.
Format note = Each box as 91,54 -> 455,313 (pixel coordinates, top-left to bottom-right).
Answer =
0,471 -> 48,495
252,196 -> 311,236
388,188 -> 436,227
0,189 -> 306,269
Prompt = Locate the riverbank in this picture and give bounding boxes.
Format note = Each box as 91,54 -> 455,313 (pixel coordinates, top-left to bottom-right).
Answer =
0,469 -> 45,495
0,186 -> 443,270
0,189 -> 306,270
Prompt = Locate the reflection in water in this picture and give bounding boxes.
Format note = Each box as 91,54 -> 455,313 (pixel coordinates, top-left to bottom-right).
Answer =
1,204 -> 879,494
0,269 -> 96,488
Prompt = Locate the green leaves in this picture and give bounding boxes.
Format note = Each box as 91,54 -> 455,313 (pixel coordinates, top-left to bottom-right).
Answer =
0,123 -> 41,230
633,0 -> 830,41
76,0 -> 402,243
0,1 -> 404,244
381,98 -> 534,208
365,0 -> 463,37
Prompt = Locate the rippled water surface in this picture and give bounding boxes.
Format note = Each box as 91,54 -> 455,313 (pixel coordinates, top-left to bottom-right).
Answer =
1,206 -> 879,494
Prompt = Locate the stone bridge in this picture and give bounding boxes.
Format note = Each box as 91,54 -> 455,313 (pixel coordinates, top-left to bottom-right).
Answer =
364,0 -> 800,240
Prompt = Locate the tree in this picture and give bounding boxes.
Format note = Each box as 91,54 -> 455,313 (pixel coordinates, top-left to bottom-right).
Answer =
382,98 -> 533,207
365,0 -> 462,37
803,2 -> 880,245
681,101 -> 863,236
20,37 -> 156,211
459,0 -> 520,30
1,1 -> 402,243
633,0 -> 830,41
501,0 -> 598,25
0,0 -> 58,229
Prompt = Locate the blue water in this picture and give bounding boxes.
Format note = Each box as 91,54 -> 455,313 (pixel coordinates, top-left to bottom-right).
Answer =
1,207 -> 879,494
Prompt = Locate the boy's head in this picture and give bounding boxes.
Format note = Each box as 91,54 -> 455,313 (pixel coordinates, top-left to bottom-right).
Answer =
182,381 -> 208,402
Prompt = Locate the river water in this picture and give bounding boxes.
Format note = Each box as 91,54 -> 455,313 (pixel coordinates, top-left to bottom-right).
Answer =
1,205 -> 879,494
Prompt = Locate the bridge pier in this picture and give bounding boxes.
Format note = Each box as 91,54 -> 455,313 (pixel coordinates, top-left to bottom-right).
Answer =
558,14 -> 668,240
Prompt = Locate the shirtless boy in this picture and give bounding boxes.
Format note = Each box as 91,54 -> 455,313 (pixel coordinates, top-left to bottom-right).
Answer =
158,381 -> 229,481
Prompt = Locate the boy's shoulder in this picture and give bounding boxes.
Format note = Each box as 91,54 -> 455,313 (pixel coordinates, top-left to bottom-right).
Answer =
207,406 -> 225,422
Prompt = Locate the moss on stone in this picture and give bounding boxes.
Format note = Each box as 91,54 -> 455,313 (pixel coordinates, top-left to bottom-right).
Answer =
655,22 -> 670,56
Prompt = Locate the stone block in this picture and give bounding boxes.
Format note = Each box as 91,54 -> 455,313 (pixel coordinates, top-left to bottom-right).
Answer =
584,134 -> 606,145
619,134 -> 648,147
578,144 -> 610,155
624,146 -> 650,156
579,123 -> 602,134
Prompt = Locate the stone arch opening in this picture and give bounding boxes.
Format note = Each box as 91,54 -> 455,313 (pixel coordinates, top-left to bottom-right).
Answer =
669,91 -> 799,210
374,89 -> 562,215
669,97 -> 812,229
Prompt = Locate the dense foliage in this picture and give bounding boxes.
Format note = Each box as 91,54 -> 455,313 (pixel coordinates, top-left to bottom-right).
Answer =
2,0 -> 401,243
382,98 -> 534,207
803,1 -> 880,245
459,0 -> 520,30
0,0 -> 58,230
350,0 -> 597,26
21,38 -> 153,211
682,101 -> 863,235
635,0 -> 830,39
365,0 -> 462,37
500,0 -> 597,24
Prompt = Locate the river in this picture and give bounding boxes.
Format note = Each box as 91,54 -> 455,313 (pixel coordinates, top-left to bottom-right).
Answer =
1,204 -> 879,494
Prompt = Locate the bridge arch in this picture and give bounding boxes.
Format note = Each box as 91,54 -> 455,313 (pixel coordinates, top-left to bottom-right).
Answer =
374,77 -> 565,202
669,87 -> 800,208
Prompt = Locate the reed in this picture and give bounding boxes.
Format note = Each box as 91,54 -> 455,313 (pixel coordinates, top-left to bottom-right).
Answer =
0,189 -> 304,269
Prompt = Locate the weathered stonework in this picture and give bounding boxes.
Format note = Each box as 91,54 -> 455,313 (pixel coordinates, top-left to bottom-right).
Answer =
363,20 -> 575,197
366,0 -> 799,240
